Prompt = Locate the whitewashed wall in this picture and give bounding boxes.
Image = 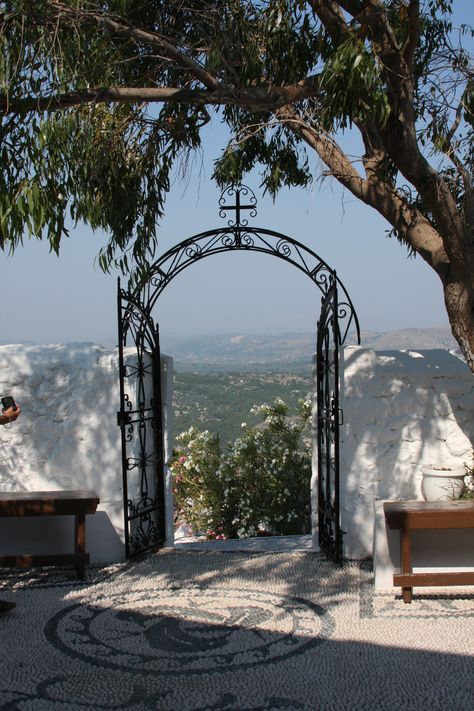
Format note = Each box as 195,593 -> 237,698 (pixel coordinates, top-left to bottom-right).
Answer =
0,344 -> 173,564
338,347 -> 474,560
1,343 -> 472,568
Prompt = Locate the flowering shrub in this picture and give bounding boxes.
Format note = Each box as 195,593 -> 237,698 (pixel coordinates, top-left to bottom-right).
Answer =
462,452 -> 474,499
171,427 -> 225,537
171,398 -> 312,539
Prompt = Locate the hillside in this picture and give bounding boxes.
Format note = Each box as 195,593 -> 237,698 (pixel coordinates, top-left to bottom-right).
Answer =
173,370 -> 312,444
162,327 -> 460,373
168,327 -> 462,443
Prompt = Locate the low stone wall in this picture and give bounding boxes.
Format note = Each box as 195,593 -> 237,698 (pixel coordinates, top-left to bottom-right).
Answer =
339,347 -> 474,560
0,343 -> 173,564
1,343 -> 472,570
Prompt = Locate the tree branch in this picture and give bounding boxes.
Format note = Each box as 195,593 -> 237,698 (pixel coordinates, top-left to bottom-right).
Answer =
0,74 -> 323,114
48,1 -> 221,90
329,2 -> 469,262
403,0 -> 421,72
356,118 -> 390,184
277,105 -> 449,274
439,89 -> 473,196
307,1 -> 349,38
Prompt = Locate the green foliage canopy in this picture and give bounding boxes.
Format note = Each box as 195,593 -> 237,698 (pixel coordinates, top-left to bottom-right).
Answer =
1,2 -> 473,366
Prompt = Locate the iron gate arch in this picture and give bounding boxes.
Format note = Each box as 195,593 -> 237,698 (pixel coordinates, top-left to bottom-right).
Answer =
117,185 -> 360,561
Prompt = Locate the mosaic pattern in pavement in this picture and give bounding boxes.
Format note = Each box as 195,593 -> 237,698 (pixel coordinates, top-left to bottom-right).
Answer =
1,550 -> 474,710
45,586 -> 335,675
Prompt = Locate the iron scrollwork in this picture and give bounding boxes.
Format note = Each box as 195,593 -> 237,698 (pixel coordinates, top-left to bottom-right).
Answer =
138,229 -> 361,326
117,184 -> 360,563
219,185 -> 257,227
275,238 -> 292,258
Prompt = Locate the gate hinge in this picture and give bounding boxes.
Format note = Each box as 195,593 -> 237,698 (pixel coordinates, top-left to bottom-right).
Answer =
117,411 -> 132,427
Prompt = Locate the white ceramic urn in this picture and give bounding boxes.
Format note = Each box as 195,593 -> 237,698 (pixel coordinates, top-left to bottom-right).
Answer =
420,465 -> 466,502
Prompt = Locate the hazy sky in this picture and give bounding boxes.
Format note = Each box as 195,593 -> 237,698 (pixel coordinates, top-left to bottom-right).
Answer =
0,163 -> 448,345
1,2 -> 473,346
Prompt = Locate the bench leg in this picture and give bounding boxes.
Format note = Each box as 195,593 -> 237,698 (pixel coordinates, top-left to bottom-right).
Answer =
401,527 -> 413,604
75,513 -> 86,579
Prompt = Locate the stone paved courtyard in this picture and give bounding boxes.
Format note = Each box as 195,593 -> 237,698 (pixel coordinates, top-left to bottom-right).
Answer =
1,549 -> 473,710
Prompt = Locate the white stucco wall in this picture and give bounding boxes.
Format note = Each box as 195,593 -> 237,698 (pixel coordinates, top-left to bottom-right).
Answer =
339,347 -> 474,560
0,343 -> 173,564
1,342 -> 472,570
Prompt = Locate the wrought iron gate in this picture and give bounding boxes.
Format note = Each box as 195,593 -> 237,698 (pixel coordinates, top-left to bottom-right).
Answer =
117,185 -> 359,560
316,277 -> 343,562
117,284 -> 166,558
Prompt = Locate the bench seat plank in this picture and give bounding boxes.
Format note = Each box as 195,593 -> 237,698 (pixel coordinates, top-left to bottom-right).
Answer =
384,501 -> 474,530
0,490 -> 99,517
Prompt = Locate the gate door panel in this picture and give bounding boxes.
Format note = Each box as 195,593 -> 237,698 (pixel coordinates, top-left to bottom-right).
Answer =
316,278 -> 342,563
117,283 -> 166,558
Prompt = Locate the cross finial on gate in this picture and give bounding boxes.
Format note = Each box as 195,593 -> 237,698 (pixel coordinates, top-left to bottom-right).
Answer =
219,185 -> 257,227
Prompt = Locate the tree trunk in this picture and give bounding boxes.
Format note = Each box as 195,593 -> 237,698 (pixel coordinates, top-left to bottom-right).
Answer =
442,272 -> 474,373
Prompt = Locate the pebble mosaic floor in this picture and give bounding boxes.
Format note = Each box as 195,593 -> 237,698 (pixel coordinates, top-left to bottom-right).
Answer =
1,550 -> 474,710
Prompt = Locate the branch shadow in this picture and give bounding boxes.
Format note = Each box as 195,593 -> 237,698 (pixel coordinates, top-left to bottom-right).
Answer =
340,347 -> 474,557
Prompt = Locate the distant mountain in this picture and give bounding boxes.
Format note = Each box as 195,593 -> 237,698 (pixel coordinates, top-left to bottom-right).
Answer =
1,327 -> 461,371
161,327 -> 461,372
161,333 -> 317,371
360,327 -> 461,353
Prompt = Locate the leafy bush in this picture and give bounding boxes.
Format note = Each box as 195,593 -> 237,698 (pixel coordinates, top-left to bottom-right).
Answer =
461,452 -> 474,500
171,398 -> 312,539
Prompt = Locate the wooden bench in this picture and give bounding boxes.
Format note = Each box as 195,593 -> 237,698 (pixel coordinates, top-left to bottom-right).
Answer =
384,500 -> 474,603
0,490 -> 99,578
